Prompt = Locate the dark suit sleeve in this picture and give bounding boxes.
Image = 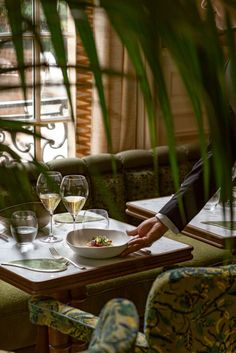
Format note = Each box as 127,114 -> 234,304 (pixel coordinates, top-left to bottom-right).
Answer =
159,58 -> 236,232
159,148 -> 218,231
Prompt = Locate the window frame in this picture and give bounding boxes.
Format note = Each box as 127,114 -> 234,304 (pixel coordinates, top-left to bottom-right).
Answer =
0,0 -> 76,162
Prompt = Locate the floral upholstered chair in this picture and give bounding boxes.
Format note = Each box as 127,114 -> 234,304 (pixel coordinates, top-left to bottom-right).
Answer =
144,265 -> 236,353
29,264 -> 236,353
29,297 -> 140,353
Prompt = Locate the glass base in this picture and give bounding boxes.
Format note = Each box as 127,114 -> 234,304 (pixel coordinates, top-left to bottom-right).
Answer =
16,242 -> 35,253
40,235 -> 62,243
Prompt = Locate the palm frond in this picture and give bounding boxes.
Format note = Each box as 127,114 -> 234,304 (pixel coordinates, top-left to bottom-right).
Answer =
4,0 -> 27,101
40,0 -> 74,120
0,0 -> 236,209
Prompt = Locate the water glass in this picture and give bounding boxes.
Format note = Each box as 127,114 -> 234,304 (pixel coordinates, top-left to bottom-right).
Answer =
223,186 -> 236,207
233,186 -> 236,206
82,209 -> 109,229
10,210 -> 38,249
203,189 -> 220,211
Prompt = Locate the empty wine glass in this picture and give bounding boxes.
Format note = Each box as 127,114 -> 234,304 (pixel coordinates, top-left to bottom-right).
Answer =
36,171 -> 62,243
82,209 -> 109,229
60,175 -> 89,231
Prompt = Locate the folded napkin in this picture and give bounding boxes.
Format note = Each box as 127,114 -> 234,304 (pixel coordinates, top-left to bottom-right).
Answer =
1,259 -> 67,272
54,212 -> 103,224
201,221 -> 236,231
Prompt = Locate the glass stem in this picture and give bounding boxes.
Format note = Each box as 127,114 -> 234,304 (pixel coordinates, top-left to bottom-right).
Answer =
73,216 -> 76,232
49,213 -> 53,237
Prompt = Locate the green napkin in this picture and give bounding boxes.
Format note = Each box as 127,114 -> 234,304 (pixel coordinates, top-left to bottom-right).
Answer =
201,221 -> 236,231
1,259 -> 67,272
54,212 -> 103,224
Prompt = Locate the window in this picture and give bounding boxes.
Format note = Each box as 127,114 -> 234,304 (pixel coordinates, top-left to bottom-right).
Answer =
0,0 -> 76,162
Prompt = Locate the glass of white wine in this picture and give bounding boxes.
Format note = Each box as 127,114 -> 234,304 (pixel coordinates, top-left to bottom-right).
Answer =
60,175 -> 89,231
36,171 -> 62,243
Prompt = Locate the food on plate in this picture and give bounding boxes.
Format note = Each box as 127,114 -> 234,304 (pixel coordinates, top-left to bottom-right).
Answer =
87,235 -> 112,247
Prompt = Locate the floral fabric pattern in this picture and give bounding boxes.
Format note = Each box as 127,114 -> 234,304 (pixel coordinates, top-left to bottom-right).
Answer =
124,170 -> 159,202
90,173 -> 126,221
89,298 -> 139,353
29,297 -> 97,343
158,164 -> 191,196
29,297 -> 139,353
29,264 -> 236,353
145,265 -> 236,353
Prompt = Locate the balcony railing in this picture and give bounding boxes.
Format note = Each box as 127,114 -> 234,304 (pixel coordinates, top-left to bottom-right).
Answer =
0,96 -> 69,162
0,96 -> 68,120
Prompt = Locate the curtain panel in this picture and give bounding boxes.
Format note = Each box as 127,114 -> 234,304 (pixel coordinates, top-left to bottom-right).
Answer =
75,7 -> 152,156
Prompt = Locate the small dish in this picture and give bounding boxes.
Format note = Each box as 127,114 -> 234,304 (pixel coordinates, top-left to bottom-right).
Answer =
66,228 -> 129,259
1,259 -> 67,272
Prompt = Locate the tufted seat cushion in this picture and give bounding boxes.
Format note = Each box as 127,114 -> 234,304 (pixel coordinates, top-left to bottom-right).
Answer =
82,154 -> 126,221
0,281 -> 36,351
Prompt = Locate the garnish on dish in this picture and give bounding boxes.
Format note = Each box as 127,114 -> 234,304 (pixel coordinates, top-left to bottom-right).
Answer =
87,235 -> 112,247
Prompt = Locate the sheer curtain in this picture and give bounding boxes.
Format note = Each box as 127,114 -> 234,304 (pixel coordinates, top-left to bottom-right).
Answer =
91,8 -> 152,154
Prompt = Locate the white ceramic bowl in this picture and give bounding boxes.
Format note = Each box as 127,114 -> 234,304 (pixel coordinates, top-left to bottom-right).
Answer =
66,228 -> 129,259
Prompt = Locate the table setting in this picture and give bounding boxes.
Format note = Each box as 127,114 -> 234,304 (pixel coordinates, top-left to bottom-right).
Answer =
0,171 -> 193,297
0,214 -> 156,272
0,217 -> 192,287
0,217 -> 193,293
0,174 -> 192,353
0,177 -> 149,274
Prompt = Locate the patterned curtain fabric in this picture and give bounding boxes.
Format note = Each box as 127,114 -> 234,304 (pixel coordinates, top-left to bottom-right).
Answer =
75,4 -> 93,157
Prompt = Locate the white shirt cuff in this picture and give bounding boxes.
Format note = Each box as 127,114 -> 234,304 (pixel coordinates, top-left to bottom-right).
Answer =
156,213 -> 180,234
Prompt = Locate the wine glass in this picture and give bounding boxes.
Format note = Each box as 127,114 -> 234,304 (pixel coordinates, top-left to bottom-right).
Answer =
60,175 -> 89,231
82,209 -> 109,229
36,171 -> 62,243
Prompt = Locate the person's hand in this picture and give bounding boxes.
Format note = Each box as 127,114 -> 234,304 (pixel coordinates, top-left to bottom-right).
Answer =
121,217 -> 168,256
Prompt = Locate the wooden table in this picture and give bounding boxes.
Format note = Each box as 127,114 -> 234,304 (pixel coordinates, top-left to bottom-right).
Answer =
126,196 -> 236,249
126,196 -> 171,220
0,217 -> 193,353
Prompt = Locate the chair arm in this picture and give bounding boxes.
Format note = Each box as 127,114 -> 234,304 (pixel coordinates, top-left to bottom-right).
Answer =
88,298 -> 139,353
29,297 -> 97,343
29,297 -> 143,353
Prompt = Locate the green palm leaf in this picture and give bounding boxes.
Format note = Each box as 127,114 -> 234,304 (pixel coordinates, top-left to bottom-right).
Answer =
40,0 -> 74,120
4,0 -> 27,102
1,0 -> 236,211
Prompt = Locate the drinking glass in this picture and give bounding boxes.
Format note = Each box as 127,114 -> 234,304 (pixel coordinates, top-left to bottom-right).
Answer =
10,210 -> 38,250
82,209 -> 109,229
36,171 -> 62,243
203,189 -> 220,211
60,175 -> 89,231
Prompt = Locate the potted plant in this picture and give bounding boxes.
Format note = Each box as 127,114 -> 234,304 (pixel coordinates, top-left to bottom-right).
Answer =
0,0 -> 235,207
